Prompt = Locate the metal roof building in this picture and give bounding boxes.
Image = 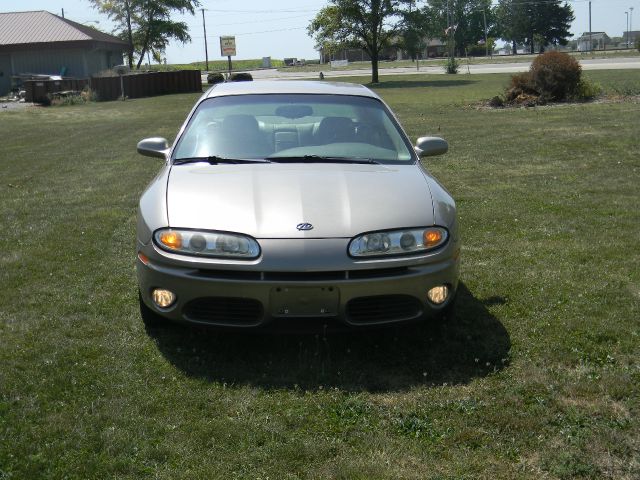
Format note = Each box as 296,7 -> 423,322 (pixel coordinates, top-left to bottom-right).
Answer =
0,10 -> 127,96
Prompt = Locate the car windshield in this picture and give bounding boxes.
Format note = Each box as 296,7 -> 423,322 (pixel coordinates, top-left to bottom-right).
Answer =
172,94 -> 414,164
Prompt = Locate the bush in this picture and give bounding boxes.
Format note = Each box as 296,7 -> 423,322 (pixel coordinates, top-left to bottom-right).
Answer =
505,72 -> 537,102
230,72 -> 253,82
488,95 -> 504,108
501,52 -> 589,106
530,51 -> 582,102
207,72 -> 225,84
572,79 -> 602,101
636,38 -> 640,53
444,57 -> 459,74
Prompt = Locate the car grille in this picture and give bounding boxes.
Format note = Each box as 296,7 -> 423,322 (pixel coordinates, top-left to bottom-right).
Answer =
183,297 -> 264,325
346,295 -> 423,324
194,267 -> 411,282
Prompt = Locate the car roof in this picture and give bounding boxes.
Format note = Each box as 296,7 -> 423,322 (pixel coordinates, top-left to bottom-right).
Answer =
204,80 -> 380,100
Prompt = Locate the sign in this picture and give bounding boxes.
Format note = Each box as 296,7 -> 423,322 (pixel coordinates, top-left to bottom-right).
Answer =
220,36 -> 236,57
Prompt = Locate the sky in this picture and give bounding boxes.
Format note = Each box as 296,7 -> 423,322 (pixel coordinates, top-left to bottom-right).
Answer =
8,0 -> 640,63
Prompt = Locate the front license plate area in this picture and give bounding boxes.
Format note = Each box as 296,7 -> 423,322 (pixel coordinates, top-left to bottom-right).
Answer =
270,286 -> 339,317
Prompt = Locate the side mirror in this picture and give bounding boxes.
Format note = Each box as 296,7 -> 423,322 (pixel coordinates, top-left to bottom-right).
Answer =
137,137 -> 169,159
414,136 -> 448,158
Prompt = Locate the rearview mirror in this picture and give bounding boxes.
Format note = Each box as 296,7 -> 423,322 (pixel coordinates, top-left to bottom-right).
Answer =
414,136 -> 448,158
137,137 -> 169,159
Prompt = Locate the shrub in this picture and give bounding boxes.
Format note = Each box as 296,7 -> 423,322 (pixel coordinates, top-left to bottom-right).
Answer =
444,57 -> 459,74
207,72 -> 225,84
505,72 -> 537,102
636,38 -> 640,53
230,72 -> 253,82
488,95 -> 504,108
529,51 -> 582,102
572,79 -> 602,101
80,87 -> 98,102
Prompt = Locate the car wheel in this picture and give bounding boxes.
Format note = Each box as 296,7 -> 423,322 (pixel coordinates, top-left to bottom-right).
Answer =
138,290 -> 166,328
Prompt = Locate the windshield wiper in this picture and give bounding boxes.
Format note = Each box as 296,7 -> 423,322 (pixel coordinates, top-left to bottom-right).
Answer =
173,156 -> 271,165
267,155 -> 380,165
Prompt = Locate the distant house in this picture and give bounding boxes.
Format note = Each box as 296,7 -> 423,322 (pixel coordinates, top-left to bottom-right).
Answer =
576,32 -> 611,51
0,10 -> 127,96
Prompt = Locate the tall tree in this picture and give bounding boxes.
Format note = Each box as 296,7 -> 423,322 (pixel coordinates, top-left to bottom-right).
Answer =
89,0 -> 200,69
398,1 -> 429,61
423,0 -> 495,57
495,0 -> 574,54
495,0 -> 526,54
308,0 -> 403,83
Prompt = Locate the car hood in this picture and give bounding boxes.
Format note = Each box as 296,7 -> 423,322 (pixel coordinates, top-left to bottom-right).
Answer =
166,163 -> 434,238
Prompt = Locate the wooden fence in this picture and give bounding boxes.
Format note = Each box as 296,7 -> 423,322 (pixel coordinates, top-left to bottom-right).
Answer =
90,70 -> 202,101
23,70 -> 201,103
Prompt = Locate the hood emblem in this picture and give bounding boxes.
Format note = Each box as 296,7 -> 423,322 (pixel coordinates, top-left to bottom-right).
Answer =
297,223 -> 314,231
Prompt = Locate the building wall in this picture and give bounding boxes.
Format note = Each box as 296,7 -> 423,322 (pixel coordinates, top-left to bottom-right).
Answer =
11,48 -> 87,77
0,54 -> 11,96
0,47 -> 124,95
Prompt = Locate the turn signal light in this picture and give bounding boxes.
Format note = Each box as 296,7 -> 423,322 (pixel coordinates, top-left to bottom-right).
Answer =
159,231 -> 182,250
423,230 -> 443,248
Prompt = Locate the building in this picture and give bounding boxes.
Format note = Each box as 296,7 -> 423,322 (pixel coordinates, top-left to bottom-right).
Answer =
0,10 -> 127,96
576,32 -> 611,51
624,31 -> 639,46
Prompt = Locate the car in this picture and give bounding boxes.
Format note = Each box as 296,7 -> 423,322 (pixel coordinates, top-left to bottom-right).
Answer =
136,80 -> 460,329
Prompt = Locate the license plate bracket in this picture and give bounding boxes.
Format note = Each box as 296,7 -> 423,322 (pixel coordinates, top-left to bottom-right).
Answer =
270,286 -> 339,317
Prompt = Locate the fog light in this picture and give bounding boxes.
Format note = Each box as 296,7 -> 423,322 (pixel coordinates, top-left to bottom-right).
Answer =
152,288 -> 176,308
427,285 -> 449,305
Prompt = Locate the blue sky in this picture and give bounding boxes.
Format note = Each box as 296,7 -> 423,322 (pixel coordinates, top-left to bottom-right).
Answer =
11,0 -> 640,63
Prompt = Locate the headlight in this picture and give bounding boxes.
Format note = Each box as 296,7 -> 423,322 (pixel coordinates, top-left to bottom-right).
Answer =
154,229 -> 260,259
349,227 -> 448,257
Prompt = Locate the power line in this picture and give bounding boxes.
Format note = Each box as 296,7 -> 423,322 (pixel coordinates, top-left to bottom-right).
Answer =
190,26 -> 307,39
186,13 -> 313,29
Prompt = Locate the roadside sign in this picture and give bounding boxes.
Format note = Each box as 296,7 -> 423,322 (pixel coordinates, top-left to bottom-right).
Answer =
220,36 -> 236,57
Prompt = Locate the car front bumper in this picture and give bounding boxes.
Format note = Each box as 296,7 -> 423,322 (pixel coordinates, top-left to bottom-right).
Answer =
137,238 -> 460,328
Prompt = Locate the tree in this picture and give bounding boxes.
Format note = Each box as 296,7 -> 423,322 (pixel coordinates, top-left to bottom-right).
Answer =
89,0 -> 200,69
398,1 -> 429,61
308,0 -> 403,83
495,0 -> 527,54
422,0 -> 496,57
495,0 -> 573,54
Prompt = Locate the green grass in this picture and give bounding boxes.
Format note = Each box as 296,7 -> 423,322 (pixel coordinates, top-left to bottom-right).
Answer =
145,58 -> 285,72
1,70 -> 639,479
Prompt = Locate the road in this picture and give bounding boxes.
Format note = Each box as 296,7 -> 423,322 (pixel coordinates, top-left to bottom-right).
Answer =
203,57 -> 640,83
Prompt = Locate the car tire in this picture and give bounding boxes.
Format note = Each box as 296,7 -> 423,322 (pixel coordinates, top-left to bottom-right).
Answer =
138,290 -> 166,328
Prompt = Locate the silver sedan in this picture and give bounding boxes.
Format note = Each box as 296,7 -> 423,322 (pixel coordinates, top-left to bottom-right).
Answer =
136,81 -> 460,329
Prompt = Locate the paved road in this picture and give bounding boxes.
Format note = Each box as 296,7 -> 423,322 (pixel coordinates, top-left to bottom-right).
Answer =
203,57 -> 640,83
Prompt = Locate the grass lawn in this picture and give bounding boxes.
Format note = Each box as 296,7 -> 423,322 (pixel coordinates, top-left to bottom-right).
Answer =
1,70 -> 639,479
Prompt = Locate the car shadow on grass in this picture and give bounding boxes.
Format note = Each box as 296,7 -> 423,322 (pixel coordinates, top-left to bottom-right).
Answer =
146,282 -> 510,392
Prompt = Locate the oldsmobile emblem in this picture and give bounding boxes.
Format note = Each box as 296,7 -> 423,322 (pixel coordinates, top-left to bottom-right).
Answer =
296,223 -> 313,231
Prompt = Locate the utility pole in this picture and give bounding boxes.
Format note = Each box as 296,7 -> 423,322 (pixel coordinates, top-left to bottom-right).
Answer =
589,2 -> 593,51
631,7 -> 635,47
201,8 -> 209,71
626,11 -> 629,47
61,8 -> 64,18
483,8 -> 489,57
